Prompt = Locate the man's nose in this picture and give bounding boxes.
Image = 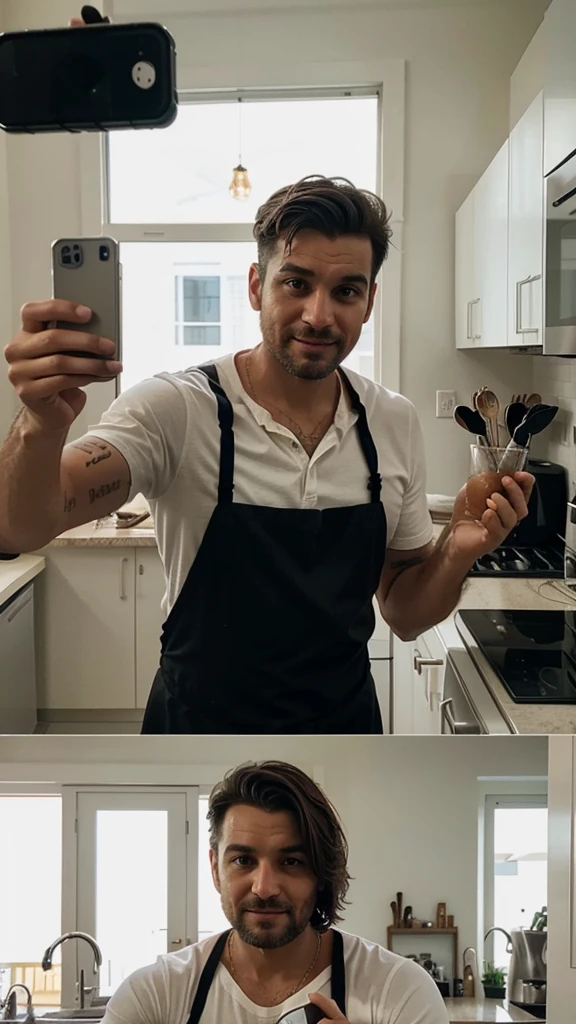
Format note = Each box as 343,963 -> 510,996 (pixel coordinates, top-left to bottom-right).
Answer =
301,288 -> 336,331
251,862 -> 282,900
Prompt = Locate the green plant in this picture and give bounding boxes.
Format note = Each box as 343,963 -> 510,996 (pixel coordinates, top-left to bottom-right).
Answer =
482,962 -> 507,987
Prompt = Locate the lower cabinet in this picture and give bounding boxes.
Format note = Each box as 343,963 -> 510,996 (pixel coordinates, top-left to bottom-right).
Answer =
392,626 -> 446,734
36,546 -> 165,711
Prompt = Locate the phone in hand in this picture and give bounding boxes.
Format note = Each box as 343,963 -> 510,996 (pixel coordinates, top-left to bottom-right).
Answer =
0,21 -> 177,133
276,1005 -> 325,1024
51,236 -> 122,382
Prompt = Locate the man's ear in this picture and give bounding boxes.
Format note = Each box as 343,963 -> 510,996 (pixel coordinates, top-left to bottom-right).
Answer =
209,846 -> 222,893
248,263 -> 264,312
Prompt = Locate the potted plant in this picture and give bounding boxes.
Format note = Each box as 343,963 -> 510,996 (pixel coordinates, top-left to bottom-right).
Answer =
482,963 -> 507,999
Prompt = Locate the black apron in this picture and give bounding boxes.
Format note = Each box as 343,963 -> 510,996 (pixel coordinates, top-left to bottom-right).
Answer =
141,364 -> 387,735
186,928 -> 346,1024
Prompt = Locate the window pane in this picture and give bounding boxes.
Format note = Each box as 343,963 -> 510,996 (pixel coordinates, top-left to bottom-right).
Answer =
183,325 -> 221,346
0,796 -> 62,1009
198,796 -> 229,942
182,277 -> 220,323
108,97 -> 378,224
95,810 -> 168,995
492,806 -> 548,969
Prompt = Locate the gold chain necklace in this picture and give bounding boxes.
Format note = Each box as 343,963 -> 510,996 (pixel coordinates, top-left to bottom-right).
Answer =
245,351 -> 338,444
227,929 -> 322,1002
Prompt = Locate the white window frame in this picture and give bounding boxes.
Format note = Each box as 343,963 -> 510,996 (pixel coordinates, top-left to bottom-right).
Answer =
175,269 -> 223,347
482,788 -> 548,965
79,60 -> 405,392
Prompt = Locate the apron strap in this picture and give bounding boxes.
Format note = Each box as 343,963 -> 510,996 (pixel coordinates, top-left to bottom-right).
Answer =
199,363 -> 235,505
331,930 -> 346,1015
338,370 -> 382,503
186,929 -> 232,1024
186,928 -> 345,1023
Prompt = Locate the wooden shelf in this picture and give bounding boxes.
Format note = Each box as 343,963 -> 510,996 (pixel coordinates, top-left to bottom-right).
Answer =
389,928 -> 458,935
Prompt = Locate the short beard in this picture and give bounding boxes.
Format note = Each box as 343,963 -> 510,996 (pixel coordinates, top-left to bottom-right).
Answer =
223,894 -> 316,950
259,313 -> 347,381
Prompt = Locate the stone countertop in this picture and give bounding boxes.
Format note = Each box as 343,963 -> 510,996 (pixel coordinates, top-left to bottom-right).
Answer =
436,575 -> 576,734
49,521 -> 157,547
0,553 -> 46,606
444,998 -> 539,1022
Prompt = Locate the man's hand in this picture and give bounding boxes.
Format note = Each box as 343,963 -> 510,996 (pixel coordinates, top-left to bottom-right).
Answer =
308,993 -> 348,1022
450,470 -> 534,560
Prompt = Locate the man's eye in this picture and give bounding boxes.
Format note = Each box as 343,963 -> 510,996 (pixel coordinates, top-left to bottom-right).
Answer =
233,856 -> 252,866
285,279 -> 306,290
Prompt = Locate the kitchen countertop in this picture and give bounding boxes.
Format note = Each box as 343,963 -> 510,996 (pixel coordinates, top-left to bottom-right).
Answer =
0,553 -> 46,606
49,521 -> 157,547
437,575 -> 576,733
444,998 -> 539,1022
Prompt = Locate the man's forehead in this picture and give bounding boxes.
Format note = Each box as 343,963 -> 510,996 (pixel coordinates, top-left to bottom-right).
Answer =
220,804 -> 302,841
273,230 -> 372,273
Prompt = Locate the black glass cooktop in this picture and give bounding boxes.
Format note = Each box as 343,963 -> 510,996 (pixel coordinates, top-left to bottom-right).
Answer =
458,609 -> 576,704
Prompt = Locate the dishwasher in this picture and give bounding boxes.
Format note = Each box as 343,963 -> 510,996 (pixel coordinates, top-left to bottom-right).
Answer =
0,581 -> 37,733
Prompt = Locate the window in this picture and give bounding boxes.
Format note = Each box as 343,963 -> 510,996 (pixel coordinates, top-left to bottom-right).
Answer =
484,795 -> 548,972
175,275 -> 221,347
0,793 -> 62,1011
104,90 -> 380,388
198,793 -> 229,942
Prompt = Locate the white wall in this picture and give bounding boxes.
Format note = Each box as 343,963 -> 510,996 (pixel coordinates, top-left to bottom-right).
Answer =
0,1 -> 13,444
0,734 -> 548,958
0,0 -> 549,494
546,736 -> 576,1024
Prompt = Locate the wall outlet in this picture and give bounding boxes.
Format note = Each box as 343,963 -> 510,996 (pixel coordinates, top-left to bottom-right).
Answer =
436,390 -> 457,418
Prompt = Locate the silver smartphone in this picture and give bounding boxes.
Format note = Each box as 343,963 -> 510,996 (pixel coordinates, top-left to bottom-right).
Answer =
51,236 -> 122,381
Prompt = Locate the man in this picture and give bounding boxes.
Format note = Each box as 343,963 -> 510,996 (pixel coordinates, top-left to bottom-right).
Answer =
102,760 -> 449,1024
1,175 -> 534,734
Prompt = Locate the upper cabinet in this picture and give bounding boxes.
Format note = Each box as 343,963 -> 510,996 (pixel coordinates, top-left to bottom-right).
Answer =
455,141 -> 509,350
508,92 -> 544,348
544,0 -> 576,175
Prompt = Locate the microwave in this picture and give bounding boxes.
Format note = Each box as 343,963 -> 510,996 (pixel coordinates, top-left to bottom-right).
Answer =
544,147 -> 576,355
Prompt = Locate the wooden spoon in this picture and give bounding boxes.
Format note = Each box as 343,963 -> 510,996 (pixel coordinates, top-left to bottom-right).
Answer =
475,388 -> 500,446
525,392 -> 542,408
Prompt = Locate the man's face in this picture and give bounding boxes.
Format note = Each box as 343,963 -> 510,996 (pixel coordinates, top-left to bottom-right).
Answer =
248,230 -> 377,380
210,803 -> 318,949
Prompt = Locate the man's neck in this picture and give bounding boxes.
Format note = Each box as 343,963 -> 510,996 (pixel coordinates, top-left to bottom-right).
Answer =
226,925 -> 327,985
247,343 -> 340,417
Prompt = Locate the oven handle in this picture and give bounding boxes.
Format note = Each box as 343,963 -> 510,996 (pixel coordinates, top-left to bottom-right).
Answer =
440,698 -> 457,733
552,183 -> 576,209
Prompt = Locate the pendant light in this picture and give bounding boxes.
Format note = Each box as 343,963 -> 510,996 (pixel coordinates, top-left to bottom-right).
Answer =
229,97 -> 252,201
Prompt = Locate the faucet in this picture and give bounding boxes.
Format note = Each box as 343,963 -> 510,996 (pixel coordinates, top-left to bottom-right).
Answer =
42,932 -> 103,1010
1,984 -> 34,1022
484,927 -> 514,953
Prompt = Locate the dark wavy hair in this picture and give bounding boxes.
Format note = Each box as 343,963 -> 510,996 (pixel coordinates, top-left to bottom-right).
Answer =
207,760 -> 351,932
253,175 -> 392,285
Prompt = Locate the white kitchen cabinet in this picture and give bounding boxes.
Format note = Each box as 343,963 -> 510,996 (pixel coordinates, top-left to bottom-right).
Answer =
543,0 -> 576,175
392,627 -> 444,734
508,92 -> 544,347
455,142 -> 509,349
473,141 -> 509,349
135,547 -> 166,708
36,548 -> 136,710
455,191 -> 475,349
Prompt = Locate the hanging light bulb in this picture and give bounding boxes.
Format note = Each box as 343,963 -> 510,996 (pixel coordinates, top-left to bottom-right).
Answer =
229,97 -> 252,201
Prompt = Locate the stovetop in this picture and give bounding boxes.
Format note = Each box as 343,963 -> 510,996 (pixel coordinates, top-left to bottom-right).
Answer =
468,541 -> 564,578
458,608 -> 576,703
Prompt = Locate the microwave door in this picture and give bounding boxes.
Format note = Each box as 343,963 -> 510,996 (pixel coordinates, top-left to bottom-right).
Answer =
544,153 -> 576,355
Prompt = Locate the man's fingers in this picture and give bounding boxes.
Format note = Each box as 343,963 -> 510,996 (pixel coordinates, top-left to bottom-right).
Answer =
307,992 -> 346,1021
486,493 -> 518,532
500,476 -> 530,520
20,299 -> 92,333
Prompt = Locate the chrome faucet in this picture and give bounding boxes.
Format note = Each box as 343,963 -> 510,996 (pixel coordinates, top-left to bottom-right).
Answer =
1,983 -> 34,1022
42,932 -> 103,1009
484,926 -> 514,953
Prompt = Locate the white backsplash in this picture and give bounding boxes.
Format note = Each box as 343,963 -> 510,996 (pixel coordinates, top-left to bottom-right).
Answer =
532,354 -> 576,496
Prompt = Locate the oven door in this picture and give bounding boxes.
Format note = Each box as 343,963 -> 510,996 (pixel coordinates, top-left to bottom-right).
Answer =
544,149 -> 576,355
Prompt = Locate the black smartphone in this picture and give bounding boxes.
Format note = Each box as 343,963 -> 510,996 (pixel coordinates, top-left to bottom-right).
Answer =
0,21 -> 177,133
276,1005 -> 324,1024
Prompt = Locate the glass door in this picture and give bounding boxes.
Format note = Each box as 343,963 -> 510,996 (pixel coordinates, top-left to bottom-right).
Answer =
74,789 -> 197,1006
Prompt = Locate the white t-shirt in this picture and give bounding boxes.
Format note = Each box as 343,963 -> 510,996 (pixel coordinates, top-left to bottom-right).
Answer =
87,354 -> 433,616
102,930 -> 449,1024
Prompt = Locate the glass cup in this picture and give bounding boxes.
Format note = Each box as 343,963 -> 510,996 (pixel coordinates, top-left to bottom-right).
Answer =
465,443 -> 529,520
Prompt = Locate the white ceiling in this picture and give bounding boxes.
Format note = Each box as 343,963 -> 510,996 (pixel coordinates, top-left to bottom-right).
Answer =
113,0 -> 550,17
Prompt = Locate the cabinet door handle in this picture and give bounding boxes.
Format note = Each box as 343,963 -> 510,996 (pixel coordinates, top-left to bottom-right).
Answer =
515,274 -> 541,335
466,300 -> 472,340
440,697 -> 457,733
471,297 -> 481,340
413,654 -> 444,675
119,556 -> 129,600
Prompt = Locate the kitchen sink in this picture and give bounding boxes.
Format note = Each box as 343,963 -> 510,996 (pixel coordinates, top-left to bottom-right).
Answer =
37,1008 -> 106,1020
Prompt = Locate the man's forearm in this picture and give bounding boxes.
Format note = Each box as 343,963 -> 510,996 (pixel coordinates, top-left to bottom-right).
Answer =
0,408 -> 68,551
382,527 -> 473,641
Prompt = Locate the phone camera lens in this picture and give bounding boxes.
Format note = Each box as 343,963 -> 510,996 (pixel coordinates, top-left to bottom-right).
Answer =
99,245 -> 110,261
62,245 -> 70,255
73,252 -> 81,264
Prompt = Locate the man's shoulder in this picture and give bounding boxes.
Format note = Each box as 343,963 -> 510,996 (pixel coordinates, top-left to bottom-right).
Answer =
342,368 -> 415,419
340,930 -> 430,980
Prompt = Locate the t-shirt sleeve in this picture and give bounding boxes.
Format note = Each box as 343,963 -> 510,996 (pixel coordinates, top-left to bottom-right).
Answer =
83,376 -> 188,502
102,962 -> 169,1024
385,960 -> 450,1024
388,401 -> 434,551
